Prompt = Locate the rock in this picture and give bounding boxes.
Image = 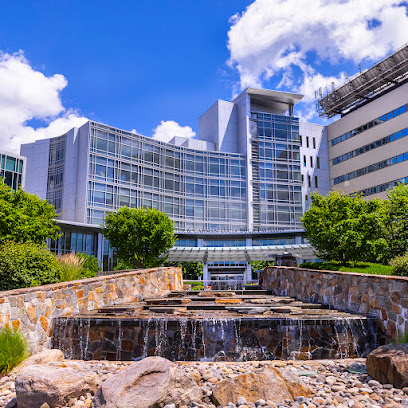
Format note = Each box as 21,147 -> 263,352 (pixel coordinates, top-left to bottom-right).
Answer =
12,349 -> 64,374
5,398 -> 17,408
237,397 -> 248,405
367,344 -> 408,388
93,357 -> 202,408
212,367 -> 310,406
15,362 -> 100,408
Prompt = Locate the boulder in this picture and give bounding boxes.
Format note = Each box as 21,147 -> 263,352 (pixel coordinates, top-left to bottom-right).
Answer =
367,344 -> 408,388
92,357 -> 202,408
212,367 -> 310,406
15,362 -> 100,408
12,349 -> 64,374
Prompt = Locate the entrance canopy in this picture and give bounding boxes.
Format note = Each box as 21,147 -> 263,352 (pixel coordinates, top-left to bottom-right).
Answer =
167,244 -> 315,263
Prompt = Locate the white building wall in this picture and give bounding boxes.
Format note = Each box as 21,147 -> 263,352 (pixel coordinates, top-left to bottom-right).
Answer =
328,82 -> 408,197
198,99 -> 238,153
60,128 -> 79,222
74,122 -> 91,223
20,139 -> 50,199
300,122 -> 330,211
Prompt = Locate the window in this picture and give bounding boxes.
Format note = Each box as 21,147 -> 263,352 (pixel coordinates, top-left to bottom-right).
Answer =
331,102 -> 408,146
315,176 -> 318,188
310,156 -> 313,167
308,175 -> 311,188
303,155 -> 306,167
313,137 -> 316,149
316,157 -> 320,169
300,136 -> 302,146
306,137 -> 309,148
332,126 -> 408,166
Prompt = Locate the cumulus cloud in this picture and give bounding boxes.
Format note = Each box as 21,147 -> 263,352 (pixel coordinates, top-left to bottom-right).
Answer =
152,120 -> 196,143
227,0 -> 408,115
0,51 -> 87,153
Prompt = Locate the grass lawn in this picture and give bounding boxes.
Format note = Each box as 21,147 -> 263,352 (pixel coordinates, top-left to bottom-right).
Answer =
299,261 -> 393,275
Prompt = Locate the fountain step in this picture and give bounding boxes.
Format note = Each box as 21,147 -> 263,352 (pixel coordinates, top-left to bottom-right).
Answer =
148,307 -> 187,314
140,303 -> 326,312
186,290 -> 269,296
145,298 -> 192,305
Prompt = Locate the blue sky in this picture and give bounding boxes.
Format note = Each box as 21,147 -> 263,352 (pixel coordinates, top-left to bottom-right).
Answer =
0,0 -> 407,152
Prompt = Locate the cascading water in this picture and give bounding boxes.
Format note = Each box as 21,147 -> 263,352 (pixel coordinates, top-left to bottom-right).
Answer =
51,291 -> 388,362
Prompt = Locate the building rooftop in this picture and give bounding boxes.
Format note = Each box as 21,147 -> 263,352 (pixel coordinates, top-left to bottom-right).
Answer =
317,42 -> 408,118
234,87 -> 303,114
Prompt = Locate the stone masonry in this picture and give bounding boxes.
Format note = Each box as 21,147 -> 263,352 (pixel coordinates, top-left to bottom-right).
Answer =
263,266 -> 407,340
0,267 -> 182,352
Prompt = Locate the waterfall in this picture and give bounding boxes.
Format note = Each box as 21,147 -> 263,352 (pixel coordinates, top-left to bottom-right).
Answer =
52,312 -> 387,362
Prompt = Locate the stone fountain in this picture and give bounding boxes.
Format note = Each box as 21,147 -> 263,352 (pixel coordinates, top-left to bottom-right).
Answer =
51,288 -> 387,361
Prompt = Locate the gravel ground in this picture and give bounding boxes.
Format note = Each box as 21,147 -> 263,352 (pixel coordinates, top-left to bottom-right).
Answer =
1,358 -> 407,408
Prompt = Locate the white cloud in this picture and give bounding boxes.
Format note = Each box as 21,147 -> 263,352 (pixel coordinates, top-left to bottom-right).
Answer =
0,51 -> 87,153
152,120 -> 196,143
227,0 -> 408,112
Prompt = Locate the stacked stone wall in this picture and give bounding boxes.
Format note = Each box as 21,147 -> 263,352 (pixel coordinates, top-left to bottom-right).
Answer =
263,266 -> 407,340
0,267 -> 182,351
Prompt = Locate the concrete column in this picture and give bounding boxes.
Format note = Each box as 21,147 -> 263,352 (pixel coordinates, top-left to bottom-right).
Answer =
245,262 -> 252,283
97,233 -> 104,270
203,263 -> 210,286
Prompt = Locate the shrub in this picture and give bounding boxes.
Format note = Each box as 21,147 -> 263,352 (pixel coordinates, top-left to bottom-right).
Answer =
299,261 -> 393,275
0,241 -> 61,291
390,252 -> 408,276
56,253 -> 85,282
77,253 -> 101,278
0,327 -> 29,374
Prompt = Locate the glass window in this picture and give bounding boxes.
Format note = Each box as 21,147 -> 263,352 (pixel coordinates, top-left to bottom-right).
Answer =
96,138 -> 107,151
5,157 -> 16,171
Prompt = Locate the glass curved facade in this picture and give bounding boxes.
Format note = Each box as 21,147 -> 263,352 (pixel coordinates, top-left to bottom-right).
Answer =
87,122 -> 247,231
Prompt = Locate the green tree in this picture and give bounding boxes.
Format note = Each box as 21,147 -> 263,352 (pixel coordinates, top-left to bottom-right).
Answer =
0,241 -> 61,290
301,191 -> 386,264
103,207 -> 176,268
166,261 -> 203,279
381,183 -> 408,261
77,253 -> 101,278
0,183 -> 60,244
251,261 -> 275,273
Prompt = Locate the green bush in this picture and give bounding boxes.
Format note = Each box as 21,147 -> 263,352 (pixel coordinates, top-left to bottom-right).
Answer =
0,241 -> 61,291
77,253 -> 101,278
390,252 -> 408,276
0,327 -> 29,374
398,331 -> 408,344
299,261 -> 393,275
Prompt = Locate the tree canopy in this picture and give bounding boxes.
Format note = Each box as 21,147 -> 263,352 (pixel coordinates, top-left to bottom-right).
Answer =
103,207 -> 176,269
0,183 -> 60,245
301,191 -> 386,264
381,183 -> 408,261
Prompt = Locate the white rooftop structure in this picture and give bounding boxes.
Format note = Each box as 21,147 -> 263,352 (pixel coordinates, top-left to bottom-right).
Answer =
167,244 -> 315,263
